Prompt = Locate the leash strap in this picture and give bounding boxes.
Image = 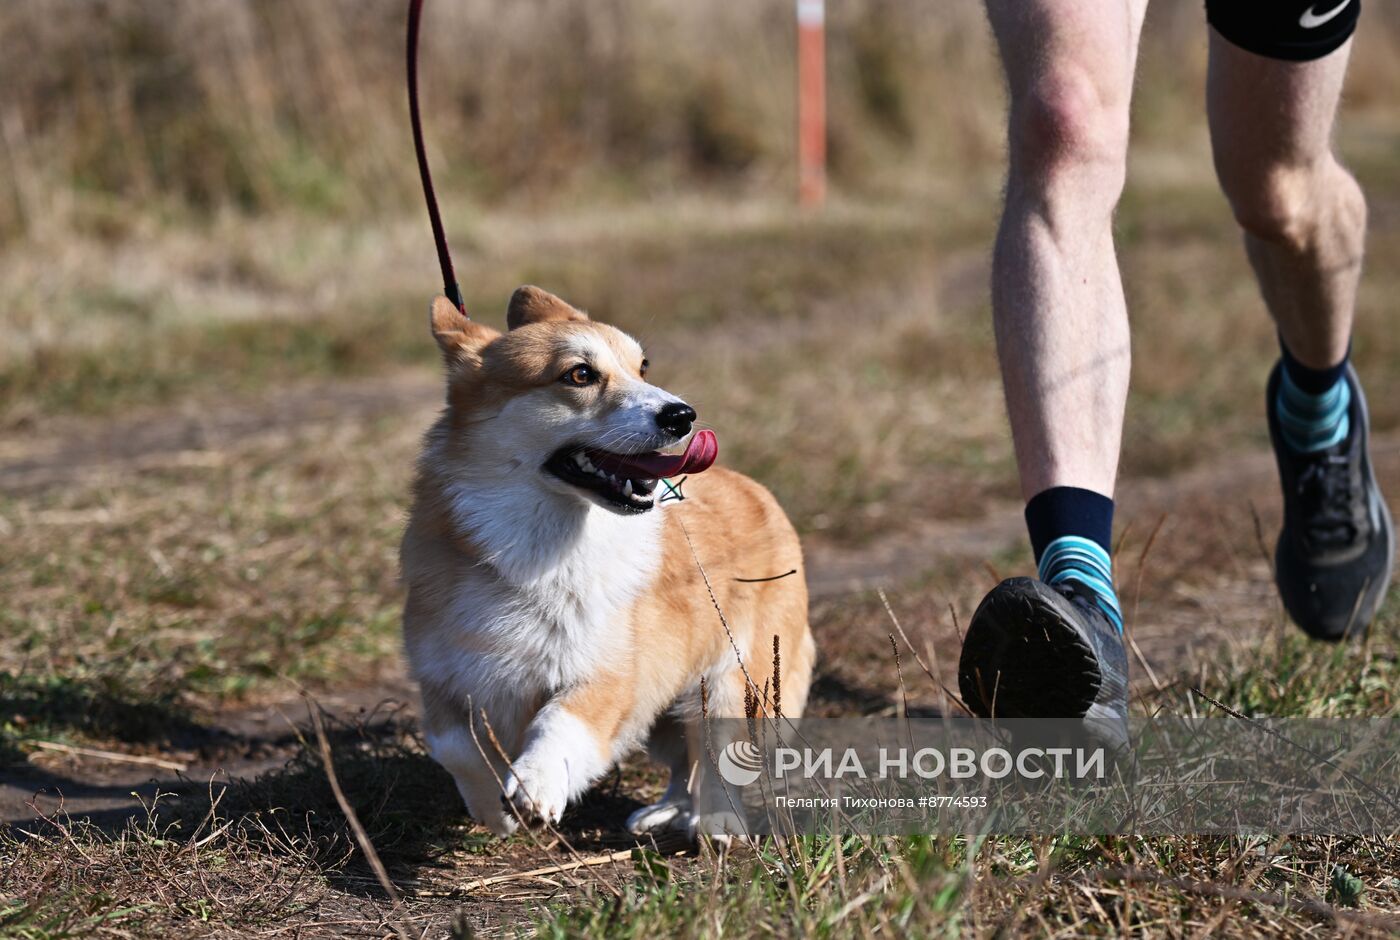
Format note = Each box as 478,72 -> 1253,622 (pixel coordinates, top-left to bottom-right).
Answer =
406,0 -> 465,313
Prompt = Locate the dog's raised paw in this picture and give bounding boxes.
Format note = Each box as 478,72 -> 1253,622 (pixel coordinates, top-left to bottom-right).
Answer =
502,761 -> 569,827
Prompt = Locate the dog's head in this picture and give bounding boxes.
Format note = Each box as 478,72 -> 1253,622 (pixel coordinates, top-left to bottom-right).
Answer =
429,286 -> 716,515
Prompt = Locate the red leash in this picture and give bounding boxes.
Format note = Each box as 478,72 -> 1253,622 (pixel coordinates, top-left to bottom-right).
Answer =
406,0 -> 465,313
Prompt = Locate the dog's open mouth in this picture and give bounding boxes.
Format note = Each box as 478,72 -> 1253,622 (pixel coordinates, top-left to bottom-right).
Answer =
544,429 -> 718,513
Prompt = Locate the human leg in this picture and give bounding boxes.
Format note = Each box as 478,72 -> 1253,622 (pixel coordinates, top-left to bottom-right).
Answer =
1208,5 -> 1392,639
959,0 -> 1148,741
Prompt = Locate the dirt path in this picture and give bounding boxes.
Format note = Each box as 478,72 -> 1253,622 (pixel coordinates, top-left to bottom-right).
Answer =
4,375 -> 1398,830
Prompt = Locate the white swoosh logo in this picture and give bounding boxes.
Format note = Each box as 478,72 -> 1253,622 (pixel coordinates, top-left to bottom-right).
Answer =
1299,0 -> 1351,29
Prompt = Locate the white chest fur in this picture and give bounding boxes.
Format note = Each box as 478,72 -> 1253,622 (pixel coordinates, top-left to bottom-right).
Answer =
408,477 -> 662,702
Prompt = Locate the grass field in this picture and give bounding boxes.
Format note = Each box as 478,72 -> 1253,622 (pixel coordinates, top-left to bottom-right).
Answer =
4,1 -> 1400,937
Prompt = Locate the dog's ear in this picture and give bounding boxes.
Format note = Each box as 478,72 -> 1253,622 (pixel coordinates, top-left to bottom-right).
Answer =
430,296 -> 498,366
506,285 -> 589,331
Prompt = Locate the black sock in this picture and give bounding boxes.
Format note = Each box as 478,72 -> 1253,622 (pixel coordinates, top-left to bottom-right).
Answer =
1024,486 -> 1122,632
1279,335 -> 1348,396
1024,486 -> 1114,561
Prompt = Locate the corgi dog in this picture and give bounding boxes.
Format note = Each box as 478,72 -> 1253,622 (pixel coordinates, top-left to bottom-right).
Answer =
401,286 -> 815,838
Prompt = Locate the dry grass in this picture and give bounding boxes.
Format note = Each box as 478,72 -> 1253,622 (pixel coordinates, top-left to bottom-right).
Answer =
3,366 -> 1397,936
2,0 -> 1397,242
0,0 -> 1005,241
4,623 -> 1399,938
0,412 -> 413,712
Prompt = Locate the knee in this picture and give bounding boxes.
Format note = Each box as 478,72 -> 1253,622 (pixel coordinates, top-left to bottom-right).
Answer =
1009,66 -> 1129,200
1217,156 -> 1365,247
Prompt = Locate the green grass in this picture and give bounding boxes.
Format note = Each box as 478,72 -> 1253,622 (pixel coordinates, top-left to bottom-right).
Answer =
1181,592 -> 1400,719
536,837 -> 970,939
529,832 -> 1400,937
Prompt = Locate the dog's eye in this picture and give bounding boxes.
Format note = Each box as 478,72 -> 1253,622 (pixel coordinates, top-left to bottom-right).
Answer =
639,359 -> 649,378
562,364 -> 597,387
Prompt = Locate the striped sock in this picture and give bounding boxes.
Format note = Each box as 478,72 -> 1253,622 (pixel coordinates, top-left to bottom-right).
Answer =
1038,536 -> 1123,634
1276,358 -> 1351,454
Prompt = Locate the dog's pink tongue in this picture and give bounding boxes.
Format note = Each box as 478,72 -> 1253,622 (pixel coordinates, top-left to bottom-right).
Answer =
592,429 -> 718,479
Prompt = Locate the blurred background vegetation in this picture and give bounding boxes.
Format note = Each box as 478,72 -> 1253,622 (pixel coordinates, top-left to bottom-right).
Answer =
0,0 -> 1002,235
2,1 -> 1393,241
1,1 -> 1397,429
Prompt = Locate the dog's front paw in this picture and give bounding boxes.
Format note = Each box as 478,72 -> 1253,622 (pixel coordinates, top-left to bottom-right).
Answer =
690,809 -> 750,850
626,799 -> 692,836
502,759 -> 570,827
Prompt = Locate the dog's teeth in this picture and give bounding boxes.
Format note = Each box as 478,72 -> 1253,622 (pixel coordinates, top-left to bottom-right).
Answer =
623,479 -> 633,497
594,467 -> 607,479
576,454 -> 595,473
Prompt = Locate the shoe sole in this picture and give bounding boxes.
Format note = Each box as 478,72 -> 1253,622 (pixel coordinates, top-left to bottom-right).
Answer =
957,578 -> 1102,720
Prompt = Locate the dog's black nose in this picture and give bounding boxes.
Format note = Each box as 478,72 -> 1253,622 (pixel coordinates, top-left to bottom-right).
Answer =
656,402 -> 696,437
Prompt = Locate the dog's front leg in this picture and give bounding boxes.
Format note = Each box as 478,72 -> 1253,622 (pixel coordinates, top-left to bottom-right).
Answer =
422,714 -> 525,838
503,678 -> 631,827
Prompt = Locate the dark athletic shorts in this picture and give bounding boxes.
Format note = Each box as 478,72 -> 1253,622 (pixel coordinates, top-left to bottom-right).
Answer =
1205,0 -> 1360,62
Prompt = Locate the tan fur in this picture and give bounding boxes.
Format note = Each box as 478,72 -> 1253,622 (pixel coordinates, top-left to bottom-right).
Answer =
506,284 -> 590,330
401,287 -> 814,837
528,467 -> 815,748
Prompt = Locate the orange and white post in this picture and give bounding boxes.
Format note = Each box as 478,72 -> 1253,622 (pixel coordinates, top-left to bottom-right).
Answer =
796,0 -> 826,207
